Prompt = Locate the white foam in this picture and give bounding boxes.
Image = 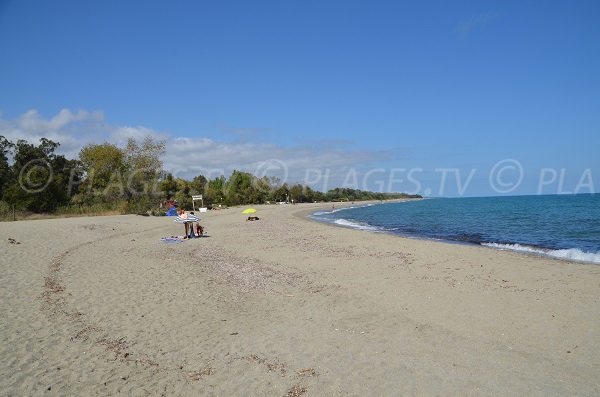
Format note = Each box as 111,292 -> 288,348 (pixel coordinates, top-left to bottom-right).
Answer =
333,218 -> 383,232
315,205 -> 373,219
483,243 -> 600,264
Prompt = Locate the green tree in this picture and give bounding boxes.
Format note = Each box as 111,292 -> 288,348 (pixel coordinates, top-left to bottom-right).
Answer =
3,138 -> 80,212
224,170 -> 255,205
206,175 -> 226,207
79,142 -> 126,201
289,184 -> 305,203
123,136 -> 166,210
0,136 -> 14,198
173,178 -> 193,209
160,173 -> 179,199
189,174 -> 208,195
270,183 -> 290,203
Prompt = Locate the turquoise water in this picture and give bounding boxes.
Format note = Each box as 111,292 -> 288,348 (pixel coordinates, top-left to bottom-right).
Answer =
311,194 -> 600,264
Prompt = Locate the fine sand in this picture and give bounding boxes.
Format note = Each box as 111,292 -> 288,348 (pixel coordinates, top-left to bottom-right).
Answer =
1,202 -> 599,396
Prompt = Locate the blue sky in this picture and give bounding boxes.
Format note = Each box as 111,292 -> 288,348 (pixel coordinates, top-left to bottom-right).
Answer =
0,0 -> 599,196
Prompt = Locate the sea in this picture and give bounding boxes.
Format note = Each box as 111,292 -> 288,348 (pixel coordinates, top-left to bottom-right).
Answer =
311,194 -> 600,264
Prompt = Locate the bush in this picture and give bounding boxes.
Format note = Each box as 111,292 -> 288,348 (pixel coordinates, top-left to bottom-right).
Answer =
150,208 -> 166,216
118,201 -> 130,214
0,200 -> 9,216
125,195 -> 156,214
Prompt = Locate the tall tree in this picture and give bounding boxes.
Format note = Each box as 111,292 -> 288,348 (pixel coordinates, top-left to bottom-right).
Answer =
206,175 -> 226,207
79,142 -> 126,200
159,173 -> 179,199
3,138 -> 80,212
0,136 -> 14,198
123,136 -> 166,209
189,174 -> 207,195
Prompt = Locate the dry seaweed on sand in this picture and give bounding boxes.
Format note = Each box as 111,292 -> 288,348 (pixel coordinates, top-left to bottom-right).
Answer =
287,384 -> 307,397
245,354 -> 288,376
296,368 -> 317,377
186,367 -> 214,381
71,325 -> 101,342
97,337 -> 128,358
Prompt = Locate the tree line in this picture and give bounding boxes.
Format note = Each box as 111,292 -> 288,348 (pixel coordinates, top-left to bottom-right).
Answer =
0,135 -> 421,217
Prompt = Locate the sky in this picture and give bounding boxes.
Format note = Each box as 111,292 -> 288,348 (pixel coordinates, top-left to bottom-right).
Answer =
0,0 -> 599,197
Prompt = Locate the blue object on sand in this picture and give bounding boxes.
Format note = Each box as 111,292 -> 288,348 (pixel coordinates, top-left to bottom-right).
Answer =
166,207 -> 177,216
160,237 -> 183,243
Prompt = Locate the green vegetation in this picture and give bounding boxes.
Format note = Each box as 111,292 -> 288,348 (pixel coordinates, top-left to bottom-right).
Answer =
0,135 -> 420,219
1,136 -> 81,213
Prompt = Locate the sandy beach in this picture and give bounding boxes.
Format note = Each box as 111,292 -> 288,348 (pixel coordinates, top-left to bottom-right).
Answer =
1,202 -> 599,396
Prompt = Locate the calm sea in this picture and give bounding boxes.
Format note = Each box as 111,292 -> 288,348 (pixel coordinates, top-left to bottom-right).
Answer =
311,194 -> 600,264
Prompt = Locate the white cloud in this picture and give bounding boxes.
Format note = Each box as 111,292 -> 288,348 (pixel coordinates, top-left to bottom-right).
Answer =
3,109 -> 114,157
0,108 -> 400,188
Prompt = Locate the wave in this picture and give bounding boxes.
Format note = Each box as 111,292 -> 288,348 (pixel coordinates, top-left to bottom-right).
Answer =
333,218 -> 385,232
311,203 -> 376,217
482,243 -> 600,264
313,213 -> 600,264
312,207 -> 352,217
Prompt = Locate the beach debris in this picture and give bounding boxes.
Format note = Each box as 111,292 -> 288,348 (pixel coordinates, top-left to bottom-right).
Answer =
8,237 -> 21,245
186,367 -> 214,381
41,242 -> 173,377
98,337 -> 128,359
185,248 -> 311,295
245,354 -> 288,377
71,325 -> 101,342
296,368 -> 317,377
129,355 -> 159,367
41,277 -> 68,309
44,277 -> 64,294
66,311 -> 84,321
230,332 -> 239,335
287,384 -> 307,397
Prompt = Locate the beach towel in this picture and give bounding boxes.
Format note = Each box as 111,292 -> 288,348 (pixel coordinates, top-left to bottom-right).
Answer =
160,236 -> 184,244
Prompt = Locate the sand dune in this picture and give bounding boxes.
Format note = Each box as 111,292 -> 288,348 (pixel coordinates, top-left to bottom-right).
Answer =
1,203 -> 599,396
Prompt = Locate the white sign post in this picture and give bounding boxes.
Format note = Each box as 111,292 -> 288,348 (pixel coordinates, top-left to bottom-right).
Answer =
191,195 -> 203,211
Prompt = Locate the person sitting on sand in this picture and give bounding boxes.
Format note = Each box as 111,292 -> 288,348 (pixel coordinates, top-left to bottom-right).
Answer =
179,210 -> 191,239
189,211 -> 203,237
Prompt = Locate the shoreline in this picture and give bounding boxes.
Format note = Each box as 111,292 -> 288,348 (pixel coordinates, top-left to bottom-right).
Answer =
305,200 -> 600,266
2,204 -> 599,395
